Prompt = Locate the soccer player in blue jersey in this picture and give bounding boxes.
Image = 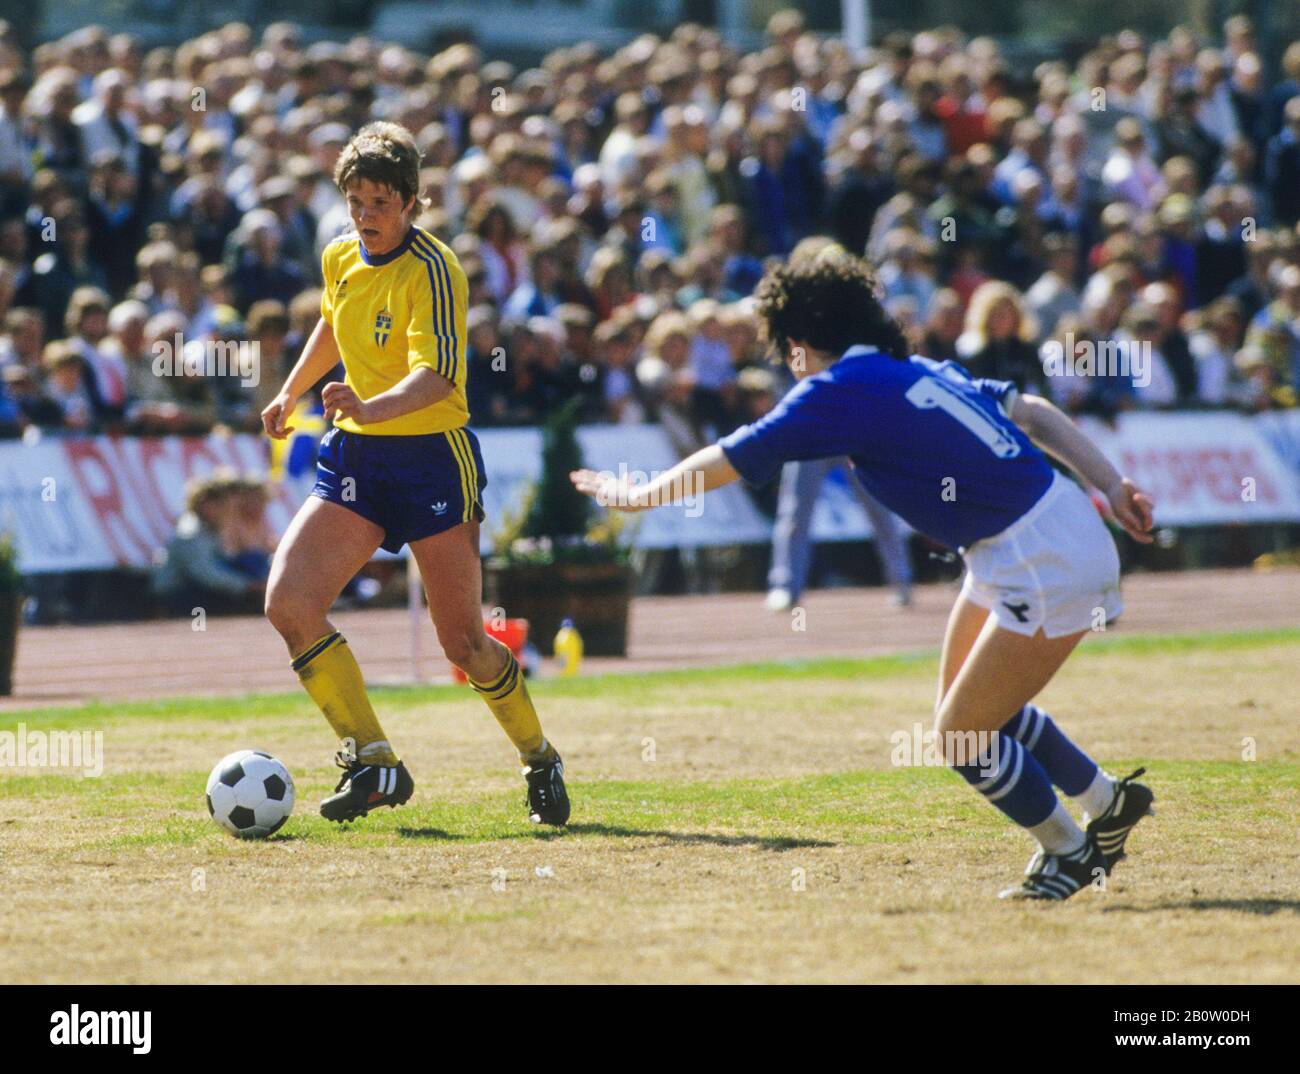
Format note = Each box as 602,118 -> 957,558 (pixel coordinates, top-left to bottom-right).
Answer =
571,243 -> 1155,900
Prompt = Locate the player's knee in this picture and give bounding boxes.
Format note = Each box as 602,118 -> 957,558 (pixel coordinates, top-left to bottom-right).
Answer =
264,582 -> 309,639
436,624 -> 491,670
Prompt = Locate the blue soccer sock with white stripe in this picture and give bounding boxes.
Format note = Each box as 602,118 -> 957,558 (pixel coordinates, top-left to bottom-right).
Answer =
951,732 -> 1086,854
1003,703 -> 1116,819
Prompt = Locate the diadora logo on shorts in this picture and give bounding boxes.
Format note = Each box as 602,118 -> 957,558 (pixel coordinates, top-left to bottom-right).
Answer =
374,307 -> 392,347
431,501 -> 448,515
1002,600 -> 1031,623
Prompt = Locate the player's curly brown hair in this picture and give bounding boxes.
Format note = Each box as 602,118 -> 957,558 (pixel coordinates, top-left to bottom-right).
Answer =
753,242 -> 910,363
333,121 -> 423,205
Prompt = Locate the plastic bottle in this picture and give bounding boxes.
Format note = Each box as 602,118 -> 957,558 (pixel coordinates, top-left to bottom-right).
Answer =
553,618 -> 583,677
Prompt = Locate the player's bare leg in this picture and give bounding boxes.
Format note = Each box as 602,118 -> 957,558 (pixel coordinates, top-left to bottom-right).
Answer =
266,497 -> 412,820
932,614 -> 1116,899
266,497 -> 382,655
935,595 -> 991,709
937,595 -> 1153,883
410,520 -> 569,824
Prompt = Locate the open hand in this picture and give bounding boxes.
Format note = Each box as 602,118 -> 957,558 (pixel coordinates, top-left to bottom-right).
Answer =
569,468 -> 647,512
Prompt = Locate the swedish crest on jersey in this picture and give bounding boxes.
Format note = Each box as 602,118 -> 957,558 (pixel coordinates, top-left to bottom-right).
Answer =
374,307 -> 393,347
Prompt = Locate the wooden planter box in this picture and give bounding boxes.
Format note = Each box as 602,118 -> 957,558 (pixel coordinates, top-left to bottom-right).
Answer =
484,560 -> 633,657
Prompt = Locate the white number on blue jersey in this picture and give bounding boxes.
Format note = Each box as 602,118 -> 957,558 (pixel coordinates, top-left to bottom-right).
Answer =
904,376 -> 1021,458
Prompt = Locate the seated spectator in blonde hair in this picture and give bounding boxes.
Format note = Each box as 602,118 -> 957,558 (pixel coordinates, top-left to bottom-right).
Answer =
957,280 -> 1043,391
150,474 -> 266,617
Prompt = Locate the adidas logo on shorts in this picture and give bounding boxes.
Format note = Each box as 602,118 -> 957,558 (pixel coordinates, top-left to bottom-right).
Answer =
431,501 -> 448,515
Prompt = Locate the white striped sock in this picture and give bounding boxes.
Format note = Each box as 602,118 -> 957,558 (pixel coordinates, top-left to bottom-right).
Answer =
1028,800 -> 1087,855
1075,768 -> 1118,822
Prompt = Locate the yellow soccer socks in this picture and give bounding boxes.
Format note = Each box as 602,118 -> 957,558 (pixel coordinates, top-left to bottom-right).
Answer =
467,644 -> 557,766
292,632 -> 400,767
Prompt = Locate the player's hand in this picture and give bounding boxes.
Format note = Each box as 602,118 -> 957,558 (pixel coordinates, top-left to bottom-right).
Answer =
569,468 -> 648,512
260,394 -> 296,439
1105,477 -> 1155,543
321,381 -> 370,425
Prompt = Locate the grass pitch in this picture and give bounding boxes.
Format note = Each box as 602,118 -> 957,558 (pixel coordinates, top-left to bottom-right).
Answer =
1,628 -> 1297,984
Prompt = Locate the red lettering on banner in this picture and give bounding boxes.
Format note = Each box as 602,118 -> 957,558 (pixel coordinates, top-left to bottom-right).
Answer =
178,436 -> 227,478
1118,445 -> 1279,507
61,438 -> 156,566
136,436 -> 186,527
104,436 -> 171,545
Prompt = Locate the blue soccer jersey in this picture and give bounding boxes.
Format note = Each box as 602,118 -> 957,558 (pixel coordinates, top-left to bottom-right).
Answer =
718,346 -> 1056,550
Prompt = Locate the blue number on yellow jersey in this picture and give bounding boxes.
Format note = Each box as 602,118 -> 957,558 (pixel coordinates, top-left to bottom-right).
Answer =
719,346 -> 1056,550
320,225 -> 469,436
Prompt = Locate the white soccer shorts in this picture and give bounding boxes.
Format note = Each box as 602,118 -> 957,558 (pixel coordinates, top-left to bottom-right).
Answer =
959,470 -> 1124,638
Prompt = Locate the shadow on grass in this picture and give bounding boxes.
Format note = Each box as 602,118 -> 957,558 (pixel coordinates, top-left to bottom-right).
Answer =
395,822 -> 833,851
567,822 -> 834,850
1101,898 -> 1300,915
395,827 -> 476,841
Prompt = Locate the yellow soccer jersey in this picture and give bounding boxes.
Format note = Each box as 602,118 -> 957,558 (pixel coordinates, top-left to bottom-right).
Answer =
320,225 -> 469,436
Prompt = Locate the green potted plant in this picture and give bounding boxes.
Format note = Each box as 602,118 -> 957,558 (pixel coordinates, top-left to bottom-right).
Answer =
0,532 -> 23,695
484,398 -> 634,656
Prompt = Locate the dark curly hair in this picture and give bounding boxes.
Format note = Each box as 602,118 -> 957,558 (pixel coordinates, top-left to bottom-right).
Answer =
753,242 -> 910,363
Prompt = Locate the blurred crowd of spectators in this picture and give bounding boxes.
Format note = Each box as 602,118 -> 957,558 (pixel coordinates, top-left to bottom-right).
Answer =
1,9 -> 1299,449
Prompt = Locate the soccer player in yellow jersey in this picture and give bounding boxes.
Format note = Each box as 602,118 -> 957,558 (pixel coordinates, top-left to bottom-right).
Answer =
260,122 -> 569,826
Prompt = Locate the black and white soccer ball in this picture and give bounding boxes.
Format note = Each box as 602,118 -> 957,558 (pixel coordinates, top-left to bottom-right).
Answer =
205,750 -> 295,838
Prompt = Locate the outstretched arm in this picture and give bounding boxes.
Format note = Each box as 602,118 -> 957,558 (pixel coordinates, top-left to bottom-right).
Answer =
570,444 -> 740,512
1010,393 -> 1155,543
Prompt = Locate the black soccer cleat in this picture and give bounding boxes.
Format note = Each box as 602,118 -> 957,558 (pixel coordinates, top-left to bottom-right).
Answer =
523,753 -> 570,826
1086,767 -> 1155,872
998,835 -> 1108,901
319,752 -> 414,823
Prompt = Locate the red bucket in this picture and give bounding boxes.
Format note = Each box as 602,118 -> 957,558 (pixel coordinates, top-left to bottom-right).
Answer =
451,618 -> 530,683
